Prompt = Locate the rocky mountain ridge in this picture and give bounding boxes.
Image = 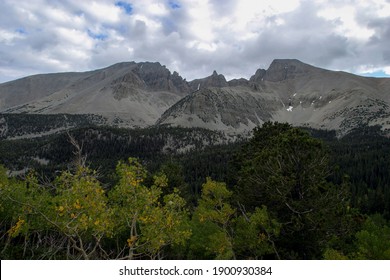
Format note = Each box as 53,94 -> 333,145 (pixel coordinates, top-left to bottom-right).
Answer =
158,59 -> 390,136
1,59 -> 390,138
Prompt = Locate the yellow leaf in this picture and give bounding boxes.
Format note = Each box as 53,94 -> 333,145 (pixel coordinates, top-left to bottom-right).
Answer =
127,235 -> 137,247
7,217 -> 25,238
74,200 -> 81,209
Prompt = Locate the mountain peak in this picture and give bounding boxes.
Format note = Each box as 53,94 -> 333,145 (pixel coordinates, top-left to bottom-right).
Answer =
189,70 -> 228,90
264,59 -> 323,82
249,68 -> 266,83
128,62 -> 189,93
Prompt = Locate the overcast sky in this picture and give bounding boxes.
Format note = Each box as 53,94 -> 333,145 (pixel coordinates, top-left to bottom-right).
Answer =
1,0 -> 390,83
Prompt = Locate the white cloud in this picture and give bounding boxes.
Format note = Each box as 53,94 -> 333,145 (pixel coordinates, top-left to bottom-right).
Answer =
317,5 -> 375,41
78,1 -> 122,23
0,29 -> 25,45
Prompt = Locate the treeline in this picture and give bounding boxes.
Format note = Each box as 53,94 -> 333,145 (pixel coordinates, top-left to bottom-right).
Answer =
327,125 -> 390,217
0,125 -> 229,180
0,113 -> 106,139
1,122 -> 390,259
1,123 -> 390,218
1,123 -> 390,217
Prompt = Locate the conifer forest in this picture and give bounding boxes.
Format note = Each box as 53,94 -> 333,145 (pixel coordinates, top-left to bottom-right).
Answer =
1,122 -> 390,260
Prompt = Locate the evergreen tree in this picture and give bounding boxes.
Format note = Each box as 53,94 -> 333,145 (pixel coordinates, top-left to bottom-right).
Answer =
234,122 -> 351,258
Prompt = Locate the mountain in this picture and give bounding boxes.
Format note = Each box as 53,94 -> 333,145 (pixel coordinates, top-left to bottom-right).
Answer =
158,59 -> 390,136
1,59 -> 390,138
0,62 -> 189,127
189,70 -> 229,90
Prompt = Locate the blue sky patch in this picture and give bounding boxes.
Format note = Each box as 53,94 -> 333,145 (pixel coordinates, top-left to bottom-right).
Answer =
15,27 -> 27,34
168,1 -> 180,9
361,70 -> 390,78
87,29 -> 108,41
115,1 -> 133,15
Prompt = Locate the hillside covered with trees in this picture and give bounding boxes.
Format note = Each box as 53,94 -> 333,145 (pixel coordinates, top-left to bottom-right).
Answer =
1,122 -> 390,259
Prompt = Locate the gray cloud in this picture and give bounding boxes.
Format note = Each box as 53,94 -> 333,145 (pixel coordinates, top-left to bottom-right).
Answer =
1,0 -> 390,84
209,0 -> 237,17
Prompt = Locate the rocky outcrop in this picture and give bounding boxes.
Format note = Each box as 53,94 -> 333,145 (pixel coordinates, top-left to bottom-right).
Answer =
157,87 -> 275,131
189,70 -> 228,91
228,78 -> 250,87
263,59 -> 325,82
249,68 -> 266,83
133,62 -> 190,94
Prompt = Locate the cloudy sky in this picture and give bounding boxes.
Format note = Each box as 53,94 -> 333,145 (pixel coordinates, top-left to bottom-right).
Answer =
1,0 -> 390,83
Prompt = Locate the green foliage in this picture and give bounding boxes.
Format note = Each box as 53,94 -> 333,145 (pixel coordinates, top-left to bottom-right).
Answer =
234,122 -> 351,258
1,122 -> 390,260
50,167 -> 113,259
325,214 -> 390,260
236,122 -> 330,211
53,167 -> 113,234
1,123 -> 390,218
189,178 -> 235,259
234,206 -> 281,259
158,161 -> 192,202
0,158 -> 191,259
323,248 -> 349,260
196,178 -> 235,227
326,126 -> 390,218
109,158 -> 191,259
188,178 -> 282,260
353,215 -> 390,259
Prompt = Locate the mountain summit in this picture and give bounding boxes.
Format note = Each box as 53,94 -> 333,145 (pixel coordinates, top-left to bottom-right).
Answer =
189,70 -> 228,91
263,59 -> 325,82
1,59 -> 390,137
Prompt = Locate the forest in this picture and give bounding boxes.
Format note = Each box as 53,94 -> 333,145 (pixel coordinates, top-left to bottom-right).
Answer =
0,122 -> 390,259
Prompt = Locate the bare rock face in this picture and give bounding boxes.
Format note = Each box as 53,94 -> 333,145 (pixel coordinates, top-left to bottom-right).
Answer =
111,71 -> 145,100
132,62 -> 190,94
228,78 -> 250,87
171,71 -> 191,93
189,70 -> 228,91
110,63 -> 190,99
263,59 -> 325,82
157,87 -> 275,132
249,68 -> 266,83
0,72 -> 92,111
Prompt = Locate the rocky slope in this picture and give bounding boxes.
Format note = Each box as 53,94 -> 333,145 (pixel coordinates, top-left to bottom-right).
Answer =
1,59 -> 390,137
158,59 -> 390,136
0,62 -> 189,127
